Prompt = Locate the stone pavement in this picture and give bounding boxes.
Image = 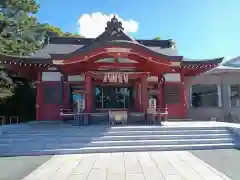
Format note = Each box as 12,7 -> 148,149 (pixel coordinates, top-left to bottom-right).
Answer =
22,151 -> 232,180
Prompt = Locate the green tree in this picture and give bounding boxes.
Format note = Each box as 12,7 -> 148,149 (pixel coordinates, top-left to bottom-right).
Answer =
45,24 -> 84,38
63,32 -> 84,37
45,24 -> 65,37
0,0 -> 46,55
153,36 -> 161,40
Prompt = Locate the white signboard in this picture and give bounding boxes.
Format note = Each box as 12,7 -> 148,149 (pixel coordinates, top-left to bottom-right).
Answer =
103,73 -> 129,83
149,97 -> 156,109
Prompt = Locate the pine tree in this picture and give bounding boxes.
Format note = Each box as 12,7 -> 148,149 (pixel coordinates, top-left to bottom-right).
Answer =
0,0 -> 46,55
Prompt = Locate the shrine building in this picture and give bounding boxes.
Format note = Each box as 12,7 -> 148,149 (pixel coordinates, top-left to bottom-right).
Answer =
0,17 -> 224,123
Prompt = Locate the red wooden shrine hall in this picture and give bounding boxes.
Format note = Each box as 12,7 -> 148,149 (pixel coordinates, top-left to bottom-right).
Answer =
0,16 -> 223,122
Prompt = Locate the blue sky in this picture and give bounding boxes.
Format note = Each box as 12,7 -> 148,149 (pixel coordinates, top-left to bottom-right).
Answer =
36,0 -> 240,60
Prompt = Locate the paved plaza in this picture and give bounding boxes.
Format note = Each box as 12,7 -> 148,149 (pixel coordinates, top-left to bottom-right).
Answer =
21,151 -> 232,180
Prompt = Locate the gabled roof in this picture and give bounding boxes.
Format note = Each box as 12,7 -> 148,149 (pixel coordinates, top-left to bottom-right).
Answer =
50,16 -> 182,61
48,37 -> 174,48
30,42 -> 178,60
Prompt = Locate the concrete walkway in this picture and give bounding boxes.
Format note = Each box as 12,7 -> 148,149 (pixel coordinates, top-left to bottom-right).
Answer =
22,151 -> 232,180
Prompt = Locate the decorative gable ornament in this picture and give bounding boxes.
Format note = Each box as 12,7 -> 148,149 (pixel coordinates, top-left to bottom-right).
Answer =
105,15 -> 124,35
103,73 -> 128,83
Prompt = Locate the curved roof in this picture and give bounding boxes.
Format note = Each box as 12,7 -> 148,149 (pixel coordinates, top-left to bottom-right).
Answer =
182,57 -> 224,65
50,40 -> 183,61
48,36 -> 174,48
50,16 -> 182,61
201,56 -> 240,75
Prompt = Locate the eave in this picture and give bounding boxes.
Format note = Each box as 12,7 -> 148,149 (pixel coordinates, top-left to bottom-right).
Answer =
182,57 -> 224,76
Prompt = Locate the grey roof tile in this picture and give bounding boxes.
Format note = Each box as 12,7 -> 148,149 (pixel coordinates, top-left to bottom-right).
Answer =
148,47 -> 179,56
31,44 -> 83,59
222,56 -> 240,67
30,44 -> 177,59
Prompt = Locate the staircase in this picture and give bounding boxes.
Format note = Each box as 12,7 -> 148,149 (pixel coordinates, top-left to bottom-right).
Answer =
0,124 -> 239,156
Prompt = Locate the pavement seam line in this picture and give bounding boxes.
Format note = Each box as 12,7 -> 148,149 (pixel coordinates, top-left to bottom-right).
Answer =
163,151 -> 204,180
137,152 -> 147,180
176,151 -> 207,180
148,152 -> 168,180
162,151 -> 187,180
85,153 -> 99,180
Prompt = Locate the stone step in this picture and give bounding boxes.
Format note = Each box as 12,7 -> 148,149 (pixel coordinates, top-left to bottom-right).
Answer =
0,133 -> 235,145
73,143 -> 240,154
96,133 -> 234,141
87,138 -> 235,147
1,137 -> 235,148
1,129 -> 230,139
1,143 -> 238,156
2,125 -> 229,135
105,129 -> 229,136
108,125 -> 228,131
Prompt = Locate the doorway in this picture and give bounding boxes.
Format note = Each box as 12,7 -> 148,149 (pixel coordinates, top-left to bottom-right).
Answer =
94,86 -> 134,110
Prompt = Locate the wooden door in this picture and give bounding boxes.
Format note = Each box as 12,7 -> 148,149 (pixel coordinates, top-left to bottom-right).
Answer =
165,84 -> 184,118
40,83 -> 61,120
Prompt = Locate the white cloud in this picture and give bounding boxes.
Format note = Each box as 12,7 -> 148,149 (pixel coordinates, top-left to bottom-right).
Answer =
77,12 -> 139,38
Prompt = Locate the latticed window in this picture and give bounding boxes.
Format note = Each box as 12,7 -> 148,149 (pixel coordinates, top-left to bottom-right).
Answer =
164,85 -> 180,104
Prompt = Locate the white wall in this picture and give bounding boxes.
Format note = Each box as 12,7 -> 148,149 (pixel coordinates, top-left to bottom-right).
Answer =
42,72 -> 63,81
68,75 -> 85,82
164,73 -> 181,82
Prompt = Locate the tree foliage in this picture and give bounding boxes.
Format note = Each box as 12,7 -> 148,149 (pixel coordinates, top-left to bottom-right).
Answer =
45,24 -> 84,38
153,36 -> 161,40
0,1 -> 85,122
45,24 -> 65,37
0,0 -> 47,55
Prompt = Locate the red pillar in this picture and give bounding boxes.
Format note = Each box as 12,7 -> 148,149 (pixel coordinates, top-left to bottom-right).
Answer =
85,73 -> 92,112
63,79 -> 71,109
158,75 -> 165,109
36,72 -> 42,120
158,84 -> 164,109
180,74 -> 187,118
135,81 -> 140,111
141,75 -> 148,113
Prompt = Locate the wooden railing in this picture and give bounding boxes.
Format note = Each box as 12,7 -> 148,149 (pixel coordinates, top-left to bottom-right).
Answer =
60,107 -> 107,125
0,116 -> 19,125
60,106 -> 168,125
147,106 -> 168,124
